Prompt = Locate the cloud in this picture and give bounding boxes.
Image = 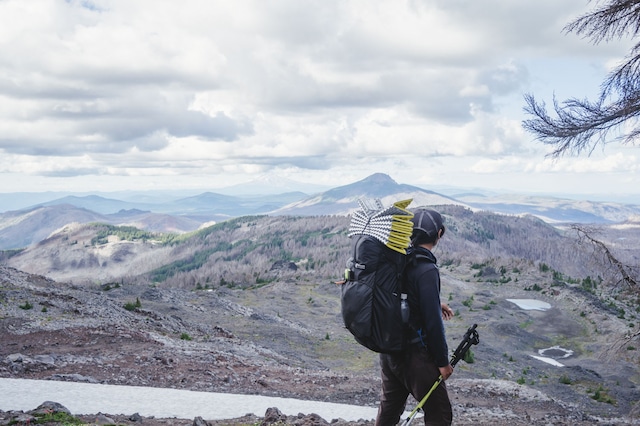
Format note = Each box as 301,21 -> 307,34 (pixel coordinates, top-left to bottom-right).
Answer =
471,151 -> 640,175
0,0 -> 635,194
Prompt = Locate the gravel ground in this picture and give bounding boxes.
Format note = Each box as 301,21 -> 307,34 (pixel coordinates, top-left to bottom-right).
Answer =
1,266 -> 639,425
1,326 -> 637,425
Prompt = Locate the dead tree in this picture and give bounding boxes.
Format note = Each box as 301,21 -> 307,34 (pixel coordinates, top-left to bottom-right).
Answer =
571,224 -> 640,363
571,224 -> 638,290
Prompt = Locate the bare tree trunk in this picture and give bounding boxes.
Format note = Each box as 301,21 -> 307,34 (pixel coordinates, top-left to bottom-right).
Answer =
571,224 -> 638,291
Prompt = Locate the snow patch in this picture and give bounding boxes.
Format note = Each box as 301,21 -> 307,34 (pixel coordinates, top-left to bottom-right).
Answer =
0,378 -> 379,421
506,299 -> 551,311
530,355 -> 564,367
539,346 -> 573,359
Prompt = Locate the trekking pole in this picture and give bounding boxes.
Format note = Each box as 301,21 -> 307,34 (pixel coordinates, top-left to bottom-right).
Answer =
400,324 -> 480,426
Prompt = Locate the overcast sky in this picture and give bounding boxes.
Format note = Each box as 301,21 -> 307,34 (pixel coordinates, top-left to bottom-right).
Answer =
0,0 -> 638,200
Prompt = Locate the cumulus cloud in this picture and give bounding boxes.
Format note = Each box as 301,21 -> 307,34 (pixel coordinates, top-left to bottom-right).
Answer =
0,0 -> 635,193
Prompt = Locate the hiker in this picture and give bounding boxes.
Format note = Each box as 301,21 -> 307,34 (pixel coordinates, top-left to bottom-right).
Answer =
375,208 -> 454,426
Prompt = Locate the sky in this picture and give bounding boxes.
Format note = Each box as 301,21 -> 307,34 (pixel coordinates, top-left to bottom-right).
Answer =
1,0 -> 639,201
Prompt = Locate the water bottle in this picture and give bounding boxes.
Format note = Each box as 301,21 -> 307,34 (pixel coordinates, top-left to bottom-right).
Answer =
400,293 -> 410,323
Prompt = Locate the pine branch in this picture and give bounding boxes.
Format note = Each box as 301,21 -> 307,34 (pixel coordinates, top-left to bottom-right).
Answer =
523,0 -> 640,155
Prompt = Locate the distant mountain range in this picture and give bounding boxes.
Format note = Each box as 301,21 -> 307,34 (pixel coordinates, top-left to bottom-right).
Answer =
1,173 -> 639,250
271,173 -> 464,215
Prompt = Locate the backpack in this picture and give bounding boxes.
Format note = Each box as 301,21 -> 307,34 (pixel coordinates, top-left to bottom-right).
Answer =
339,198 -> 415,353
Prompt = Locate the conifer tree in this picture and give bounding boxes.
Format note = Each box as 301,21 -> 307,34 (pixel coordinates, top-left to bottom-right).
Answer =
523,0 -> 640,156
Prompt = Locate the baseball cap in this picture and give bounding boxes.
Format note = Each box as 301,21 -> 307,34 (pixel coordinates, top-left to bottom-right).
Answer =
411,208 -> 445,239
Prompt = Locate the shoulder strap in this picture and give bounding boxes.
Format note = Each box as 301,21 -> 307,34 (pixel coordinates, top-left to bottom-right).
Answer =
407,250 -> 436,266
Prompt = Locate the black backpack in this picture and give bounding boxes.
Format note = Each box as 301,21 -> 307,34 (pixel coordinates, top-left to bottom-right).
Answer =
341,234 -> 408,353
339,198 -> 415,353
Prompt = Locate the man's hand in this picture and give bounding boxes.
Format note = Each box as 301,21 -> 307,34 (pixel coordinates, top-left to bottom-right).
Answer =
439,364 -> 453,381
441,303 -> 454,320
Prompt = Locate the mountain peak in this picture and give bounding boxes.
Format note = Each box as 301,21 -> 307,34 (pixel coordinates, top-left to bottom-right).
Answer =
360,173 -> 397,185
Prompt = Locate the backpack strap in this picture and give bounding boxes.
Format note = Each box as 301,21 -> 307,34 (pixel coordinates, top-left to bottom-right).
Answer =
405,248 -> 438,348
406,249 -> 436,268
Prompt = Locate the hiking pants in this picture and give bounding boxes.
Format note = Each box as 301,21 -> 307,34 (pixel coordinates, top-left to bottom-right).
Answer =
375,346 -> 452,426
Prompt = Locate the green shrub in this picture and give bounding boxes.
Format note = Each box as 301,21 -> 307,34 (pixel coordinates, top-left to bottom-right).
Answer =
589,385 -> 616,404
33,412 -> 83,425
463,349 -> 475,364
123,302 -> 136,311
180,333 -> 192,341
124,297 -> 141,311
19,301 -> 33,310
559,374 -> 572,384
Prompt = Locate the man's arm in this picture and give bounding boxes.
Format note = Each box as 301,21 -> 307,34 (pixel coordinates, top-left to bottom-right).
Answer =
418,268 -> 449,367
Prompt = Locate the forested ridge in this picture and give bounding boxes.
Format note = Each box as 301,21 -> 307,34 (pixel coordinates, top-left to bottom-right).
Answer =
4,205 -> 638,311
97,206 -> 635,301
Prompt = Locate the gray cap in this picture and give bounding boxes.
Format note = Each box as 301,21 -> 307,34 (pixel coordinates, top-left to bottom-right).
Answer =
411,208 -> 445,238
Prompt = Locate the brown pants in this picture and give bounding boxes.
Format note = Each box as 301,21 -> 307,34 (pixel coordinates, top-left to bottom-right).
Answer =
375,346 -> 452,426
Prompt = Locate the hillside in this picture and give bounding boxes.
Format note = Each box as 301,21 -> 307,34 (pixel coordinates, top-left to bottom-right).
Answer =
4,205 -> 634,286
0,205 -> 204,250
1,206 -> 639,423
1,245 -> 639,424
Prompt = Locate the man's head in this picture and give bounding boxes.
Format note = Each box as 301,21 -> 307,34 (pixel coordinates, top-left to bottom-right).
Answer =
410,208 -> 445,247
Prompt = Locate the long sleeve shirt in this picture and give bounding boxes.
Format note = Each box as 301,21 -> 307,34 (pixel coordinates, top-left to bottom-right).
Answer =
405,246 -> 449,367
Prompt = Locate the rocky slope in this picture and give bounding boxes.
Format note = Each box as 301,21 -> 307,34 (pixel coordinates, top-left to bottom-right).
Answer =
1,265 -> 639,425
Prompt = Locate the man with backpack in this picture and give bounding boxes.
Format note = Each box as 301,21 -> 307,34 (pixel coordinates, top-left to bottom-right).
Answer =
375,208 -> 454,426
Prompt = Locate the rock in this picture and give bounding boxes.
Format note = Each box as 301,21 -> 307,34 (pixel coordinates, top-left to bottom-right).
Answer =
193,416 -> 210,426
91,413 -> 116,425
7,412 -> 36,425
6,353 -> 28,363
51,373 -> 99,383
294,412 -> 329,426
262,407 -> 287,425
31,401 -> 71,415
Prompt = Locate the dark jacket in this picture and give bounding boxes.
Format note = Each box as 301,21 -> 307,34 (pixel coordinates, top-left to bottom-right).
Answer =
404,246 -> 449,367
